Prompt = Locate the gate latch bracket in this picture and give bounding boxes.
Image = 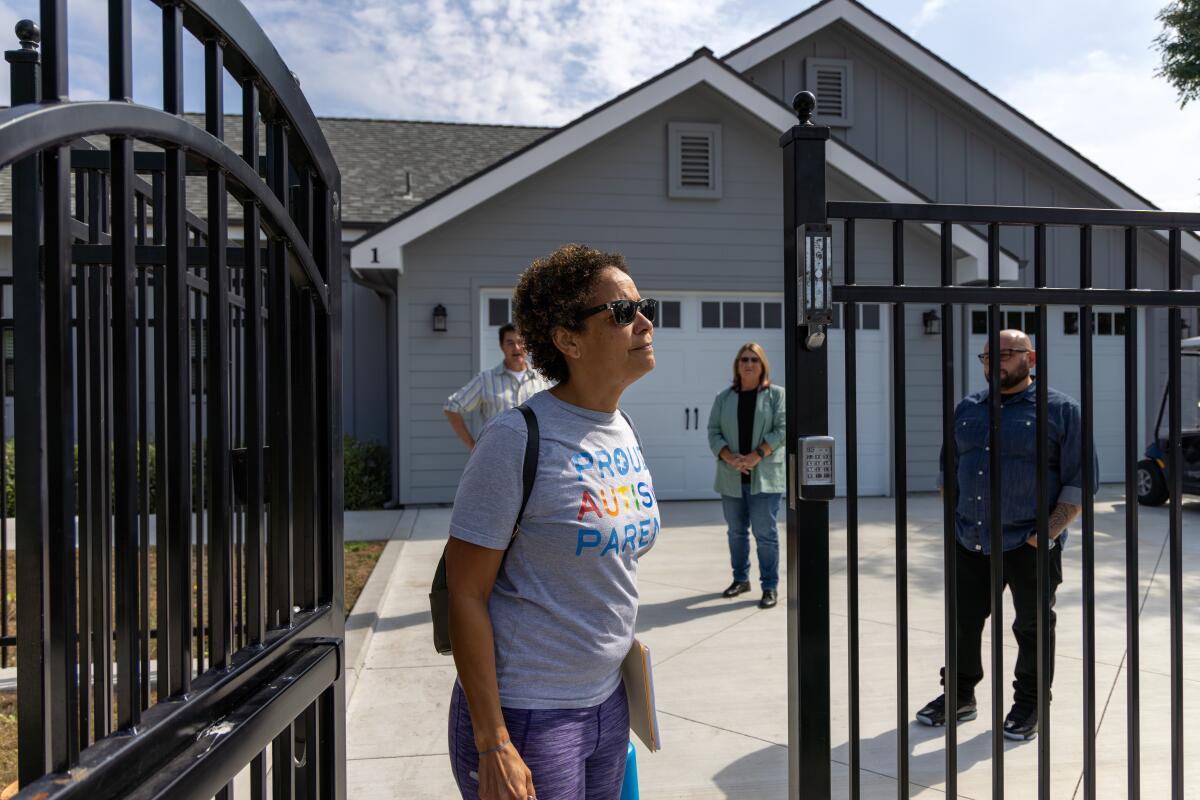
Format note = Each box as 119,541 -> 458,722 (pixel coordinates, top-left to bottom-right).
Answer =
798,223 -> 833,350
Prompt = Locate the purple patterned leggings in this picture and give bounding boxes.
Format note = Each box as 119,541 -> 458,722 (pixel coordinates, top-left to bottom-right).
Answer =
448,680 -> 629,800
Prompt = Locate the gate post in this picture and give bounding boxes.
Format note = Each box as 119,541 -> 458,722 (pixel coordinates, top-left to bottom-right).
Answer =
780,91 -> 831,796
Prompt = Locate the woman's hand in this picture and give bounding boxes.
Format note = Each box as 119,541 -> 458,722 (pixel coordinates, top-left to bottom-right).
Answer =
477,742 -> 536,800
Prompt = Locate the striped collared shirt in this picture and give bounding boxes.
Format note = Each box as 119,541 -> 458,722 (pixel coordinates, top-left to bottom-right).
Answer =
444,362 -> 554,422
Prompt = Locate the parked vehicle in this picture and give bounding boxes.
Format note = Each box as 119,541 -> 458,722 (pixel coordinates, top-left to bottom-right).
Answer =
1137,337 -> 1200,506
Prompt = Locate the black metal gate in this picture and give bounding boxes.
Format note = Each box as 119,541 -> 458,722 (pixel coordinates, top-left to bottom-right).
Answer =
1,1 -> 344,797
782,91 -> 1200,799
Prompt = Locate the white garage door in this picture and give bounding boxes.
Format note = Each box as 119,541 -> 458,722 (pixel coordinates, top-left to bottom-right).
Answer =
965,306 -> 1144,483
480,290 -> 890,500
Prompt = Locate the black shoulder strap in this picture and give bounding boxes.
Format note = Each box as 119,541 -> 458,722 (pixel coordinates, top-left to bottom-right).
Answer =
514,403 -> 539,530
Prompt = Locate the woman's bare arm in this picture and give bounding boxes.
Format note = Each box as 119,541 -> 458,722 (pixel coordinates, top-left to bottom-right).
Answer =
445,537 -> 534,800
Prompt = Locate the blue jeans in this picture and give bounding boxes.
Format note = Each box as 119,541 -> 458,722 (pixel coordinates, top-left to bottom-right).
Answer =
721,487 -> 781,591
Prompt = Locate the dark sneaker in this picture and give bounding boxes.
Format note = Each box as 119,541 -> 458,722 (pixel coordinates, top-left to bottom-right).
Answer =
759,590 -> 778,609
1003,704 -> 1038,741
722,580 -> 751,598
915,694 -> 977,727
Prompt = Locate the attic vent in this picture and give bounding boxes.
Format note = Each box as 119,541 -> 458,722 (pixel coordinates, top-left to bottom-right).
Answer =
668,122 -> 722,199
805,58 -> 853,127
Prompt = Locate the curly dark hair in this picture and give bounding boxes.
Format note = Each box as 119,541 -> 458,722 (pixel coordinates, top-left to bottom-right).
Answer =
512,244 -> 628,384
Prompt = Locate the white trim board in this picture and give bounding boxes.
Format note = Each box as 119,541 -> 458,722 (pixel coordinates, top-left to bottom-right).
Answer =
349,52 -> 1016,281
723,0 -> 1200,265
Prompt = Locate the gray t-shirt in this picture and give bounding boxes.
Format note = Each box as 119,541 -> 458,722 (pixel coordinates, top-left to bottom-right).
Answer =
449,390 -> 660,709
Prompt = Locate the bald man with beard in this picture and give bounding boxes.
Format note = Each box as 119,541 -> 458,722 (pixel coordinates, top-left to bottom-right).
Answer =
916,329 -> 1097,742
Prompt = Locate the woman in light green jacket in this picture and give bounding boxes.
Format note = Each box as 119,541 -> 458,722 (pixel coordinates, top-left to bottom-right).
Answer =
706,342 -> 785,609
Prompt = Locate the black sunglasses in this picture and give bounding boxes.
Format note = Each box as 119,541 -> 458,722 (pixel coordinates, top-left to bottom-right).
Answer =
977,348 -> 1030,362
579,298 -> 658,326
739,355 -> 760,364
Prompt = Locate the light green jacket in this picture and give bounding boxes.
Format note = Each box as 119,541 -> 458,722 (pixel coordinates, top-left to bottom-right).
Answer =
706,384 -> 786,497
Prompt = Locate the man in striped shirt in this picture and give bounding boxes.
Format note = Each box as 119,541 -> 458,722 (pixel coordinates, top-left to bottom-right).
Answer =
444,324 -> 554,449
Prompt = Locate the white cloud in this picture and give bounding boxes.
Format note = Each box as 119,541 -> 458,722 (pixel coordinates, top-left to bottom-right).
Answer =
242,0 -> 774,125
911,0 -> 954,31
997,49 -> 1200,211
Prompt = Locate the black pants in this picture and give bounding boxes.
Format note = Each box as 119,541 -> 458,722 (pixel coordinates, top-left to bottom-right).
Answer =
948,542 -> 1063,709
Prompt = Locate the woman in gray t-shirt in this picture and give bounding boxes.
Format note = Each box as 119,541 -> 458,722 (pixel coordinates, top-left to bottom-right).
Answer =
445,244 -> 660,800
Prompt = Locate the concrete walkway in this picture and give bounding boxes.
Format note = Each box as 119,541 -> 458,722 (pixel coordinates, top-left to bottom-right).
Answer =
345,490 -> 1200,799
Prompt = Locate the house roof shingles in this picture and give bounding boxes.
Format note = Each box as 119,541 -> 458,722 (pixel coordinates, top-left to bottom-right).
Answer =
0,114 -> 552,230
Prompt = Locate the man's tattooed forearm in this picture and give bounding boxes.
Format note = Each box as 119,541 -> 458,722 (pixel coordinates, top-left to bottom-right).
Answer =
1049,502 -> 1081,538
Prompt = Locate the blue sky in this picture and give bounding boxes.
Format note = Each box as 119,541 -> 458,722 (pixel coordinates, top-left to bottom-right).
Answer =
0,0 -> 1196,209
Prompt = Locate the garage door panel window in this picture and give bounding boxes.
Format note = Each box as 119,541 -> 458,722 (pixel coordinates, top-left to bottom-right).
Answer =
701,300 -> 783,330
489,297 -> 510,327
1063,310 -> 1126,336
743,302 -> 762,329
723,302 -> 741,328
660,300 -> 681,329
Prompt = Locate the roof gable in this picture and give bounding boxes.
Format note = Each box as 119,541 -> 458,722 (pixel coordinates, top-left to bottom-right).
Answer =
348,47 -> 1016,278
349,50 -> 804,268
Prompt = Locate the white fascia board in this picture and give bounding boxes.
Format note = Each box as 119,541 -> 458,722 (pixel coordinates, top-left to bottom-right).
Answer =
349,57 -> 797,269
726,0 -> 1200,265
828,139 -> 1019,282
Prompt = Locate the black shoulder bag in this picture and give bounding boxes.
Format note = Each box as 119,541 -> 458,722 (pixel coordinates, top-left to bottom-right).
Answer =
429,404 -> 539,655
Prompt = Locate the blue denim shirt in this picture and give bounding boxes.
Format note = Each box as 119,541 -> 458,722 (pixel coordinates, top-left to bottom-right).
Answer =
938,381 -> 1097,554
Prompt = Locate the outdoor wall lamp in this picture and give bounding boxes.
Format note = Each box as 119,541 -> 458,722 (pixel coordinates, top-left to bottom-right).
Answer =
432,304 -> 447,333
922,309 -> 941,335
798,223 -> 834,350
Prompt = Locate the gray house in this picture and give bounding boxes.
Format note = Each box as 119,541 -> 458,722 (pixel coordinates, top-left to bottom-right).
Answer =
0,0 -> 1193,506
345,0 -> 1200,505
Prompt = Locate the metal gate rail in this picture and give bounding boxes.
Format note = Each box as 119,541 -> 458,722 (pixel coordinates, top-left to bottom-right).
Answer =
3,1 -> 345,797
783,92 -> 1198,800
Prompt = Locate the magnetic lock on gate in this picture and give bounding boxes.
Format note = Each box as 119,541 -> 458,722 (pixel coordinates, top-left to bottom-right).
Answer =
792,436 -> 835,502
797,223 -> 833,350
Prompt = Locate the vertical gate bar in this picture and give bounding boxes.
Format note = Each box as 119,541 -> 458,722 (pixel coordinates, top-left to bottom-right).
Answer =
1034,224 -> 1051,800
163,0 -> 192,696
938,220 -> 958,799
312,183 -> 332,608
891,220 -> 909,799
40,12 -> 78,759
320,176 -> 348,800
152,168 -> 175,699
1167,228 -> 1183,800
274,723 -> 296,800
75,179 -> 93,748
297,703 -> 319,800
111,128 -> 142,729
986,223 -> 1004,798
193,285 -> 205,672
43,97 -> 81,783
250,749 -> 268,800
7,26 -> 50,782
779,99 -> 831,798
242,77 -> 267,646
205,36 -> 234,671
95,246 -> 115,742
1123,226 -> 1141,800
844,218 -> 860,800
1079,225 -> 1097,800
267,118 -> 295,629
293,290 -> 317,611
109,0 -> 140,728
136,194 -> 151,713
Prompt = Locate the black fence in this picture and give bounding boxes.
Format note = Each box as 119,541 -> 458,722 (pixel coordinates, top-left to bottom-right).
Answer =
782,92 -> 1200,799
2,1 -> 344,797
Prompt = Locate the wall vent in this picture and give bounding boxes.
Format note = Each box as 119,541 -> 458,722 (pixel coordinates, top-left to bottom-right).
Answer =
668,122 -> 722,199
805,58 -> 853,127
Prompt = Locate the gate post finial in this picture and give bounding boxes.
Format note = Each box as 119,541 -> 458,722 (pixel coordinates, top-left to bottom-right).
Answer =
14,19 -> 39,50
792,90 -> 816,126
